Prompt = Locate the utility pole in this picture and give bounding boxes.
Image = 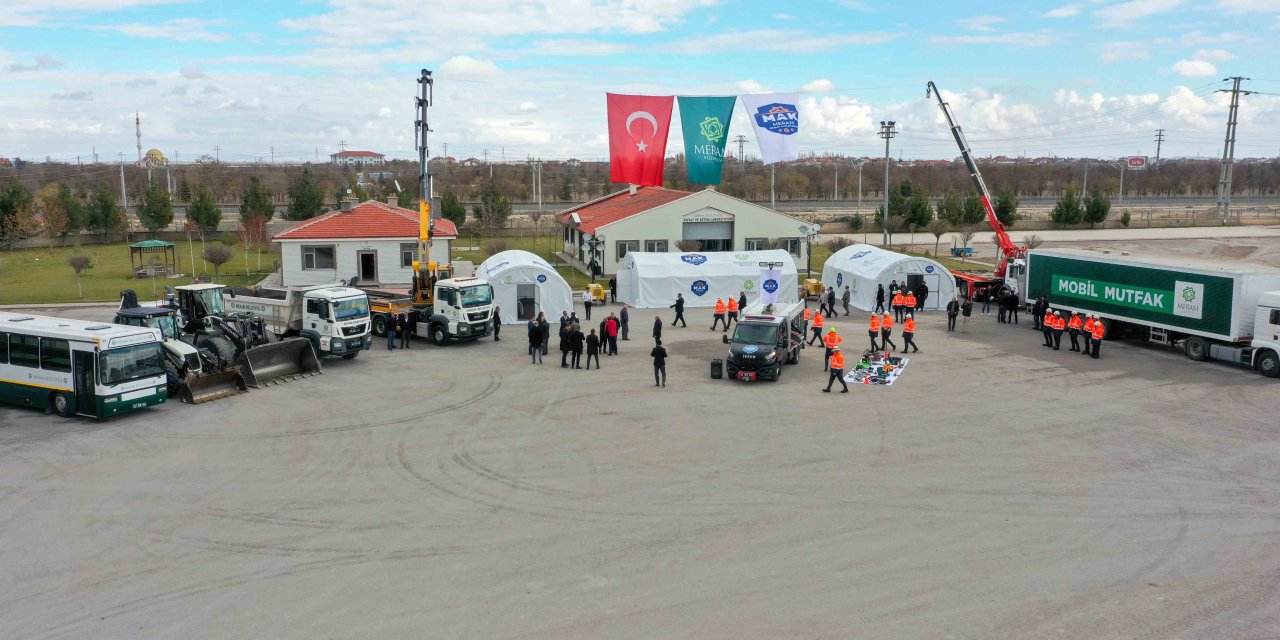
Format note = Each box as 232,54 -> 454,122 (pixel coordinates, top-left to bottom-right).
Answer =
1153,129 -> 1165,168
733,135 -> 748,163
1215,76 -> 1251,217
483,149 -> 491,179
270,146 -> 275,164
878,120 -> 897,248
118,153 -> 128,206
415,68 -> 434,212
214,146 -> 220,163
856,160 -> 864,212
338,140 -> 347,151
833,165 -> 839,201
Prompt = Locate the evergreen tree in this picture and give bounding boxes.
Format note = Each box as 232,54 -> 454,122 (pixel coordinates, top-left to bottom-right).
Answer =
960,192 -> 986,226
935,190 -> 963,226
87,184 -> 123,234
1051,188 -> 1084,226
137,181 -> 174,233
188,184 -> 222,240
285,166 -> 326,221
239,176 -> 274,224
440,185 -> 467,226
1083,188 -> 1111,228
0,180 -> 32,243
178,177 -> 193,203
993,185 -> 1019,229
904,187 -> 933,232
56,184 -> 86,235
473,180 -> 511,235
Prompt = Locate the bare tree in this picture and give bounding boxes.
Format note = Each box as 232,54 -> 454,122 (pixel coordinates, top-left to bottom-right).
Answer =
203,243 -> 234,283
1022,234 -> 1045,249
183,219 -> 198,277
527,210 -> 545,250
66,253 -> 93,298
824,237 -> 853,254
760,237 -> 786,251
957,225 -> 977,263
482,239 -> 511,256
886,215 -> 906,247
675,239 -> 703,251
927,218 -> 951,257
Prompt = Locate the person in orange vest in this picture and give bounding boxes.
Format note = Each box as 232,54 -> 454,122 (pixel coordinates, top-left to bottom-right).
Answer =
1041,306 -> 1056,348
880,313 -> 898,351
903,291 -> 918,318
1050,310 -> 1065,350
868,314 -> 882,351
822,327 -> 842,371
809,311 -> 825,345
1082,314 -> 1096,357
1089,315 -> 1105,359
803,305 -> 812,341
901,313 -> 920,353
726,296 -> 740,330
891,290 -> 906,323
1067,312 -> 1084,352
711,298 -> 728,331
823,345 -> 849,393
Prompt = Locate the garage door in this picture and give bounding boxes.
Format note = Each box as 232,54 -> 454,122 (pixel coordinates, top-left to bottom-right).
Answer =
682,221 -> 733,241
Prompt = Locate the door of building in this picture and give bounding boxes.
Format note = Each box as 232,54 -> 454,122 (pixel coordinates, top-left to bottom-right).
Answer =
358,251 -> 378,284
516,284 -> 537,321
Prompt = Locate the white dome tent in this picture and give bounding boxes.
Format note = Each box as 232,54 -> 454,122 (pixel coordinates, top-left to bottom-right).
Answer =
475,250 -> 573,323
821,244 -> 957,311
616,250 -> 799,309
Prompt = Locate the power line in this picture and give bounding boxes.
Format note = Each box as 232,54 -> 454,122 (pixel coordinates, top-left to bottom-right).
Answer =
1215,76 -> 1252,217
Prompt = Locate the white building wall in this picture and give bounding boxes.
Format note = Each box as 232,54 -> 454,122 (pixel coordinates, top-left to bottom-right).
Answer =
280,237 -> 454,287
586,190 -> 811,276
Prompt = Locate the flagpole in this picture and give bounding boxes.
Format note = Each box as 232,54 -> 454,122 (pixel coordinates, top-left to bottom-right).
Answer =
770,166 -> 776,210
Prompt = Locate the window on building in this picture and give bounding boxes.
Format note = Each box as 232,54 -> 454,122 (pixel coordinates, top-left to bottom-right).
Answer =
401,243 -> 418,268
644,240 -> 668,253
783,238 -> 801,256
745,238 -> 766,251
617,240 -> 639,260
40,338 -> 71,372
702,239 -> 732,252
302,245 -> 336,270
8,334 -> 39,369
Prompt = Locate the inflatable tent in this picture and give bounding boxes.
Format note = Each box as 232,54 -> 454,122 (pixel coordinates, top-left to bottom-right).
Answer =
821,244 -> 957,311
475,250 -> 573,323
616,250 -> 799,309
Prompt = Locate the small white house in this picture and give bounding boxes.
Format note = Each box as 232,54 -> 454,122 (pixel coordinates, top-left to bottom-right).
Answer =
273,200 -> 458,287
475,250 -> 574,323
330,150 -> 386,167
821,244 -> 957,311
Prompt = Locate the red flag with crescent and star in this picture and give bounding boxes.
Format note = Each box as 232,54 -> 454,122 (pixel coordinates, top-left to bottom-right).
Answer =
607,93 -> 674,186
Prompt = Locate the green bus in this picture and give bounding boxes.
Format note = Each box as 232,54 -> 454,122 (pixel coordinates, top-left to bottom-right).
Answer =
0,312 -> 168,419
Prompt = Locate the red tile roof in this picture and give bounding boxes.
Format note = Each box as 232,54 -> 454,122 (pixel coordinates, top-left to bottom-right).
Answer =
274,200 -> 458,241
331,150 -> 383,157
555,187 -> 693,234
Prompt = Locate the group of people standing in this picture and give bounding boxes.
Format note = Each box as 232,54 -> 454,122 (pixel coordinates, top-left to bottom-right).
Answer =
1032,297 -> 1106,359
541,308 -> 628,369
817,286 -> 852,317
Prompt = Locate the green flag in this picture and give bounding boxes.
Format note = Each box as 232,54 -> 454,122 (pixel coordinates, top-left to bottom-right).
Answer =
678,96 -> 736,185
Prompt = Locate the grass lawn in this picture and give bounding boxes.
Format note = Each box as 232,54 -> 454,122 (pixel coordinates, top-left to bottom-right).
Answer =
0,242 -> 278,305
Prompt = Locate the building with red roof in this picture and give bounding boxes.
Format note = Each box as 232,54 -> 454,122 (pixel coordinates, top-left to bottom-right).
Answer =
274,198 -> 457,286
330,150 -> 385,167
555,186 -> 812,277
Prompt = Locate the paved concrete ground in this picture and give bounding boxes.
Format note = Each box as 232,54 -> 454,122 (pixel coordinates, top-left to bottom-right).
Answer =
2,302 -> 1279,639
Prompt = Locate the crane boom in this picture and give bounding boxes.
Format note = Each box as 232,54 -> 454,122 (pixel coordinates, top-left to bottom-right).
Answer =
926,81 -> 1024,279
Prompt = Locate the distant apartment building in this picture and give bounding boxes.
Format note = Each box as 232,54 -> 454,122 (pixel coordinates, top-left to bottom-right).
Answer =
330,150 -> 386,167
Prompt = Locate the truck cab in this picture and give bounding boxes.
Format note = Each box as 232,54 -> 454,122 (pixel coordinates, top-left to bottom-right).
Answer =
723,301 -> 805,382
1250,291 -> 1280,377
295,287 -> 372,358
422,277 -> 495,345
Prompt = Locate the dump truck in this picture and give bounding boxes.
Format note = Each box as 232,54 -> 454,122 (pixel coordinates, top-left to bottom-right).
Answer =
368,276 -> 495,346
115,292 -> 248,403
224,285 -> 372,359
1019,248 -> 1280,378
168,283 -> 325,387
721,300 -> 806,382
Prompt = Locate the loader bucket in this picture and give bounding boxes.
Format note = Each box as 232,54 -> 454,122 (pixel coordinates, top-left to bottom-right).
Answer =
238,337 -> 323,388
179,368 -> 249,404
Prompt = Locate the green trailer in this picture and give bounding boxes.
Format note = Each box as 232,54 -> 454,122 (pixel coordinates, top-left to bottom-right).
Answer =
1021,248 -> 1280,377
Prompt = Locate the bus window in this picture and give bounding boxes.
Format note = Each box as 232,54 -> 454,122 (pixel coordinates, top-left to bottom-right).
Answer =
40,338 -> 71,372
0,331 -> 7,364
9,334 -> 39,368
98,343 -> 165,386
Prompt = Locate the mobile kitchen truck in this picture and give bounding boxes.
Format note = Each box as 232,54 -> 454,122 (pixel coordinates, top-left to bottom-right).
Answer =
1019,248 -> 1280,378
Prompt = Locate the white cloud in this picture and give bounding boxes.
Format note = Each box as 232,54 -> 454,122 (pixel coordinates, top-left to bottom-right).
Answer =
509,120 -> 534,127
91,18 -> 229,43
518,101 -> 538,113
6,54 -> 65,72
1217,0 -> 1280,12
931,31 -> 1053,47
217,97 -> 263,110
958,15 -> 1007,31
376,106 -> 392,118
668,29 -> 899,54
0,1 -> 187,27
438,55 -> 501,77
1045,4 -> 1082,17
1099,40 -> 1150,63
51,90 -> 93,100
180,65 -> 204,79
123,77 -> 156,87
736,79 -> 768,94
1191,48 -> 1235,61
526,39 -> 634,56
1155,30 -> 1245,46
773,12 -> 794,20
1094,0 -> 1185,28
832,0 -> 873,11
1172,59 -> 1217,77
802,79 -> 838,92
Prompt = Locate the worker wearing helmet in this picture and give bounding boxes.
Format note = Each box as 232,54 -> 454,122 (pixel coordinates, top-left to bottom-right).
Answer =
809,311 -> 825,345
880,313 -> 898,352
1089,316 -> 1105,359
868,314 -> 882,351
1067,312 -> 1084,352
1082,314 -> 1097,356
891,290 -> 906,322
1042,307 -> 1056,348
903,291 -> 918,318
711,298 -> 728,331
823,345 -> 848,393
822,327 -> 843,371
902,313 -> 920,354
726,296 -> 740,330
803,304 -> 812,342
1051,310 -> 1065,350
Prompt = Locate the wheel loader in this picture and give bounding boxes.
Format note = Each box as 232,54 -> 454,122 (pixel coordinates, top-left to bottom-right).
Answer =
116,291 -> 248,403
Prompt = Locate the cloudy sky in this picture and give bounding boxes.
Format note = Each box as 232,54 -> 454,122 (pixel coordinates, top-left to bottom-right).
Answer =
1,0 -> 1279,164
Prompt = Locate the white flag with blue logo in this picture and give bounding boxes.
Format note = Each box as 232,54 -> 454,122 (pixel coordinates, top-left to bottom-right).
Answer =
759,269 -> 782,305
740,93 -> 799,165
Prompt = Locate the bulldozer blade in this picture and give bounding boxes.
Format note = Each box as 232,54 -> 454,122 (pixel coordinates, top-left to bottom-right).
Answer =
179,369 -> 249,404
239,338 -> 323,388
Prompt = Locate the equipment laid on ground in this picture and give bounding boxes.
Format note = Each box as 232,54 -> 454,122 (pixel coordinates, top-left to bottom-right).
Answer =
116,291 -> 247,404
168,283 -> 324,388
927,81 -> 1026,294
822,244 -> 956,311
225,285 -> 371,359
721,300 -> 805,382
845,351 -> 909,386
1020,248 -> 1280,378
0,311 -> 168,419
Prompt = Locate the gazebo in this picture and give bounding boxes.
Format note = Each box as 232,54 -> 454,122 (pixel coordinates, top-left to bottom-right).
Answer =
130,240 -> 177,278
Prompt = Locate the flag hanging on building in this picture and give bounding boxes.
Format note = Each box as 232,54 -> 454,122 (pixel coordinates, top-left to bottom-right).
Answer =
607,93 -> 674,186
759,268 -> 782,305
739,93 -> 800,165
677,96 -> 736,185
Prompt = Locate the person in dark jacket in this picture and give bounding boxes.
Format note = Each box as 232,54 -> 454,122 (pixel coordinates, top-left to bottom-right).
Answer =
585,329 -> 601,369
826,287 -> 838,317
538,312 -> 551,355
528,317 -> 542,364
651,338 -> 668,387
652,315 -> 663,341
738,291 -> 748,314
1031,296 -> 1045,330
492,306 -> 501,341
960,297 -> 973,332
559,323 -> 572,368
841,285 -> 852,316
386,314 -> 399,350
620,305 -> 630,341
559,310 -> 571,331
609,276 -> 617,303
399,312 -> 412,348
669,294 -> 686,327
917,282 -> 928,311
569,323 -> 585,369
946,296 -> 960,332
875,283 -> 886,314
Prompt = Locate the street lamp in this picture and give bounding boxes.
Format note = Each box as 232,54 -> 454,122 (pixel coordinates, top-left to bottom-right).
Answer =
878,121 -> 897,248
799,224 -> 818,275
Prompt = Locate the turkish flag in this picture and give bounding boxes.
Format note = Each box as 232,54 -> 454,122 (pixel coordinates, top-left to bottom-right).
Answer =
607,93 -> 673,186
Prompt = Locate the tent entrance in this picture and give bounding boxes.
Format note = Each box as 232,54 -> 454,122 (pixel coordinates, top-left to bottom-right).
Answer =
905,274 -> 924,294
516,284 -> 537,321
